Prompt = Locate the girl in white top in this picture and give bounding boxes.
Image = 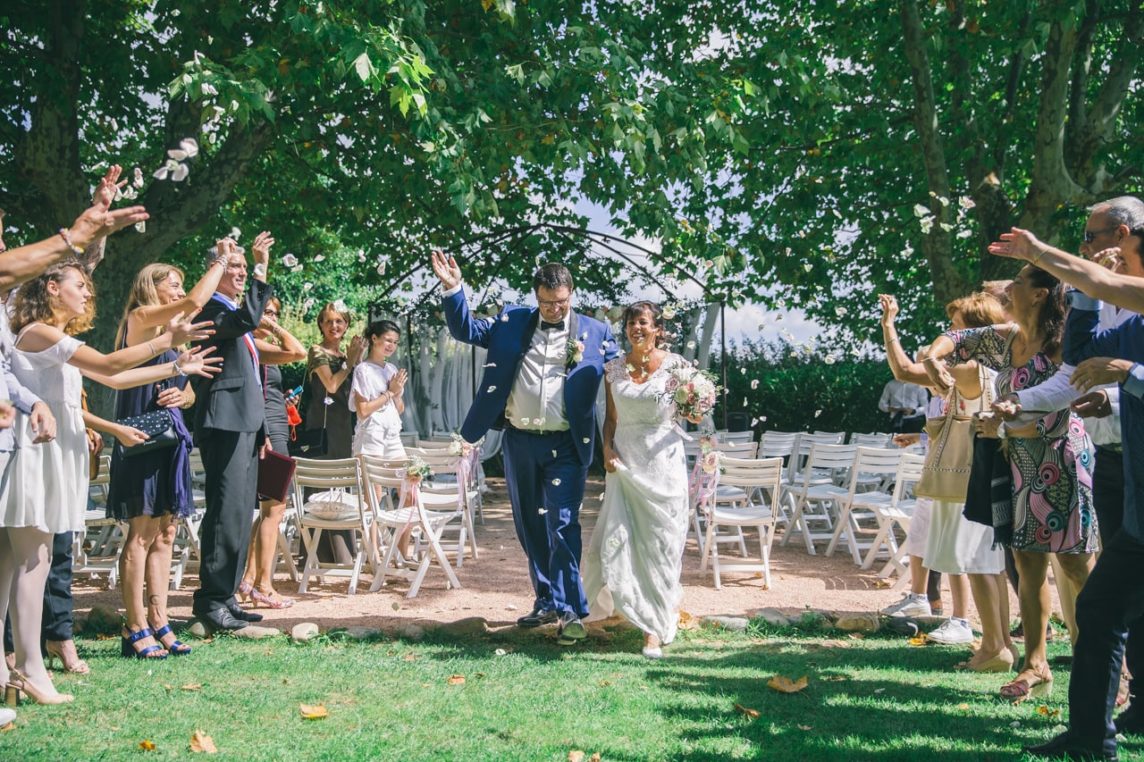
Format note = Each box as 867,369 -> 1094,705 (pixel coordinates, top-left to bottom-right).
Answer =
0,262 -> 216,703
350,320 -> 407,459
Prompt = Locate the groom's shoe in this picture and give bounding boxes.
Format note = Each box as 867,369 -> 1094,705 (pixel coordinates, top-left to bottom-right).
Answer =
517,607 -> 559,628
194,607 -> 248,633
557,613 -> 587,644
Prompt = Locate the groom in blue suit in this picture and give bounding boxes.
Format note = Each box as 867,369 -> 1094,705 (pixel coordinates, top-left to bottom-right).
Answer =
432,251 -> 619,641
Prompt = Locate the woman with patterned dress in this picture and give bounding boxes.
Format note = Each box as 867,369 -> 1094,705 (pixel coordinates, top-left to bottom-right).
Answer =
929,265 -> 1098,701
583,302 -> 691,660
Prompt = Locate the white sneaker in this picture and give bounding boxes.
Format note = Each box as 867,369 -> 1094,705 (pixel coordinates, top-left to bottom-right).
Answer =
880,594 -> 932,618
0,707 -> 14,727
927,617 -> 975,645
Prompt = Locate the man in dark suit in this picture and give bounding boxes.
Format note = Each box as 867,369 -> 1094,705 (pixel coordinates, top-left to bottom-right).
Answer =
432,251 -> 619,643
190,235 -> 275,631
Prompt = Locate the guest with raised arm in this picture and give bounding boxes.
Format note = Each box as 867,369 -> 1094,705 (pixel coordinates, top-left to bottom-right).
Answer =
105,243 -> 234,658
988,211 -> 1144,761
240,295 -> 307,609
926,265 -> 1098,705
0,261 -> 213,703
879,293 -> 1014,668
189,235 -> 275,633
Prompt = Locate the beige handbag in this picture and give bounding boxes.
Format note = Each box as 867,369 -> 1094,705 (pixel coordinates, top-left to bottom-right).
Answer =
915,364 -> 993,501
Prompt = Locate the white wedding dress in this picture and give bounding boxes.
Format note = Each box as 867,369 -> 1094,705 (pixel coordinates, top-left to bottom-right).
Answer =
583,353 -> 691,644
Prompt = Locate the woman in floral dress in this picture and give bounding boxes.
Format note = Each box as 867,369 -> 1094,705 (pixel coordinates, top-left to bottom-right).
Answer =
928,264 -> 1097,701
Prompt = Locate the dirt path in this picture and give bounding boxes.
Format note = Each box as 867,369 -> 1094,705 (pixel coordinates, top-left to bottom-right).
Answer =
73,477 -> 1038,633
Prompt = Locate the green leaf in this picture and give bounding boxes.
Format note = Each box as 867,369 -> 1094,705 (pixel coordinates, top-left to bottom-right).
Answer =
353,52 -> 373,83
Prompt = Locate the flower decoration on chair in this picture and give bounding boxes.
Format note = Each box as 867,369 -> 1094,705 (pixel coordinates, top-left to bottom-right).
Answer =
565,339 -> 585,369
403,456 -> 433,482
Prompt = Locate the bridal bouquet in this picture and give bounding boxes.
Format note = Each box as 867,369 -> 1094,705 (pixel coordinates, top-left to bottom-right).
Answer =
662,365 -> 720,423
447,432 -> 482,457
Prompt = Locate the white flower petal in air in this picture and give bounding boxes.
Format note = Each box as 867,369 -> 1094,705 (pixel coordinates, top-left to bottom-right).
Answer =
229,227 -> 241,240
551,478 -> 561,486
179,138 -> 199,157
201,83 -> 218,96
538,508 -> 548,515
661,306 -> 677,320
919,217 -> 934,234
170,163 -> 189,182
551,450 -> 558,458
333,299 -> 348,313
500,315 -> 509,322
314,254 -> 325,262
167,149 -> 188,161
519,417 -> 530,425
376,262 -> 387,276
803,263 -> 813,273
281,253 -> 299,268
912,203 -> 930,218
956,228 -> 973,239
482,362 -> 497,368
824,354 -> 837,365
835,306 -> 848,317
323,396 -> 334,406
750,380 -> 760,390
134,221 -> 146,233
152,166 -> 170,180
686,341 -> 696,349
486,386 -> 496,393
582,438 -> 590,444
814,409 -> 823,418
302,282 -> 313,291
133,167 -> 144,188
959,196 -> 976,211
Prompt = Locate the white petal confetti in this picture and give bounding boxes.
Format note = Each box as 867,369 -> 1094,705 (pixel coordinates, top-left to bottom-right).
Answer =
551,450 -> 558,458
803,263 -> 813,273
179,138 -> 200,158
551,478 -> 561,486
814,409 -> 823,418
132,167 -> 144,188
500,315 -> 509,322
314,254 -> 325,262
281,253 -> 299,268
134,221 -> 146,233
750,380 -> 760,390
171,164 -> 189,182
482,362 -> 497,368
582,438 -> 590,444
167,148 -> 188,161
538,508 -> 548,515
376,262 -> 387,276
520,417 -> 530,425
486,386 -> 496,393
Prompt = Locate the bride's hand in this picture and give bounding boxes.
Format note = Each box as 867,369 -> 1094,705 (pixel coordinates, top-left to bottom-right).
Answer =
603,446 -> 622,473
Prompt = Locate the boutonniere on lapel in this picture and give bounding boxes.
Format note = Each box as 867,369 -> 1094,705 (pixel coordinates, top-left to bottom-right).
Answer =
566,334 -> 585,369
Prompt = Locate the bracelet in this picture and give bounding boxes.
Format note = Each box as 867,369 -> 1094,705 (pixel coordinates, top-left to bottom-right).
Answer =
172,360 -> 186,377
57,228 -> 83,255
146,340 -> 158,355
888,337 -> 901,345
1032,248 -> 1045,266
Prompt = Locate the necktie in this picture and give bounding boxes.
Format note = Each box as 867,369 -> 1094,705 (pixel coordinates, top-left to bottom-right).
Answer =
540,320 -> 564,331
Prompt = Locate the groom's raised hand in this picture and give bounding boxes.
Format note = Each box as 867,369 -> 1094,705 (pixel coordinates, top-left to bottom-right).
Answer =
430,250 -> 462,290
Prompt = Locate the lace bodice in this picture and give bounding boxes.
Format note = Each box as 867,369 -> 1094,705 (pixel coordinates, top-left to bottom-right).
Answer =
605,352 -> 688,428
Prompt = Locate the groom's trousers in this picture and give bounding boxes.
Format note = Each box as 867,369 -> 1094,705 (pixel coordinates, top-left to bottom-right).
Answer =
502,427 -> 590,617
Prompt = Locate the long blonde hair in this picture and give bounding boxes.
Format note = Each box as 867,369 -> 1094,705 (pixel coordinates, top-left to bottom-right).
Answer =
11,261 -> 95,336
114,263 -> 185,347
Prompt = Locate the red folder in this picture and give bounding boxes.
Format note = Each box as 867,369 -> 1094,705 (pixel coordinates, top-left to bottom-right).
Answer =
257,450 -> 297,502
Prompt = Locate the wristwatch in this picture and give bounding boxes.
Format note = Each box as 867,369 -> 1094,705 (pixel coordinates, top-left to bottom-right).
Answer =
252,262 -> 267,278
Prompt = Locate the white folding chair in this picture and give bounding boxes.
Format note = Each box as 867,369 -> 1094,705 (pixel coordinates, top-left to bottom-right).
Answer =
74,453 -> 124,587
849,432 -> 893,447
713,440 -> 758,457
418,459 -> 479,565
825,447 -> 904,565
864,453 -> 926,573
360,455 -> 462,598
700,457 -> 785,589
783,443 -> 856,554
716,430 -> 755,445
294,457 -> 377,595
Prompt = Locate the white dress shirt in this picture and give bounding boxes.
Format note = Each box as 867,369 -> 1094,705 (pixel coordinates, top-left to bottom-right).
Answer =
1013,302 -> 1131,446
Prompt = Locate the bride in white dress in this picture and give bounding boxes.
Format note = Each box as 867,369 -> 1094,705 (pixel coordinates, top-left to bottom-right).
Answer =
583,301 -> 691,659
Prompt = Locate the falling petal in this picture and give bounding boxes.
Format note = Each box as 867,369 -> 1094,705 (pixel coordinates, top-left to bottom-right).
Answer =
302,282 -> 313,291
803,263 -> 813,273
167,149 -> 188,161
912,203 -> 929,218
551,450 -> 558,457
814,409 -> 823,417
538,508 -> 548,515
333,299 -> 348,312
171,163 -> 189,182
281,253 -> 299,268
314,254 -> 326,262
551,478 -> 561,486
956,229 -> 973,239
134,221 -> 146,233
152,166 -> 170,180
133,167 -> 144,188
376,262 -> 387,276
487,386 -> 497,393
483,362 -> 497,368
201,83 -> 218,96
835,306 -> 848,317
180,138 -> 199,157
582,438 -> 590,444
519,417 -> 530,425
750,380 -> 760,390
500,315 -> 509,322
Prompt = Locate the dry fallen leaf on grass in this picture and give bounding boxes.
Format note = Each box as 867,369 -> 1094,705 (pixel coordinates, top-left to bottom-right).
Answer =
190,730 -> 218,754
677,610 -> 699,630
181,683 -> 203,692
447,675 -> 466,685
568,751 -> 586,762
403,653 -> 417,662
767,675 -> 809,694
139,740 -> 156,751
1,721 -> 16,732
873,578 -> 892,589
908,635 -> 929,647
734,703 -> 761,719
847,633 -> 864,640
299,704 -> 329,720
1036,705 -> 1062,719
956,703 -> 970,711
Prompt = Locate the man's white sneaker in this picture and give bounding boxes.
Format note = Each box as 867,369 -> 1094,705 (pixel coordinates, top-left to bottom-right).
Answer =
880,594 -> 932,618
927,618 -> 975,645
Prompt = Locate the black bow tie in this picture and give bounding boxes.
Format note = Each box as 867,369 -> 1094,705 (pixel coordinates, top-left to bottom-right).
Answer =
540,320 -> 565,331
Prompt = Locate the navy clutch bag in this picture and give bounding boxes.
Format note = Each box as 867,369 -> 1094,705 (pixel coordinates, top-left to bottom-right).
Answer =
115,409 -> 178,458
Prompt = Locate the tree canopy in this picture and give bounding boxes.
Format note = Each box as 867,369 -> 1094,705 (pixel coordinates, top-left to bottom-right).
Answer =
1,0 -> 1140,350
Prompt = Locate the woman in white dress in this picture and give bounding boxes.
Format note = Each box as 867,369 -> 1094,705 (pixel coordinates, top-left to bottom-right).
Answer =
350,320 -> 407,459
0,262 -> 213,702
584,301 -> 691,659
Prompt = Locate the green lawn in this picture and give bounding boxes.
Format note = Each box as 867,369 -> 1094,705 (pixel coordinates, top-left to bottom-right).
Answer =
4,623 -> 1142,761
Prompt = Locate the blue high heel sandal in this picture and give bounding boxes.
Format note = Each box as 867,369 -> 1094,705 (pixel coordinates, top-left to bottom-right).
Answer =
120,628 -> 167,660
150,623 -> 192,656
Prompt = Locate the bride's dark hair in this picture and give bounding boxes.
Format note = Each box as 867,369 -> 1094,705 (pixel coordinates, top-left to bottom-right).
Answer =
621,301 -> 671,348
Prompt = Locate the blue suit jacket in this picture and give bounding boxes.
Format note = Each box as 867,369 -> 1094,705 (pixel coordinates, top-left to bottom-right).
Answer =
442,288 -> 619,465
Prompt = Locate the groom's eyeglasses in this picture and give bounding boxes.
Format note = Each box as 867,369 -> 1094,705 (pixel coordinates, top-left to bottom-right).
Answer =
537,298 -> 570,308
1083,225 -> 1118,243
